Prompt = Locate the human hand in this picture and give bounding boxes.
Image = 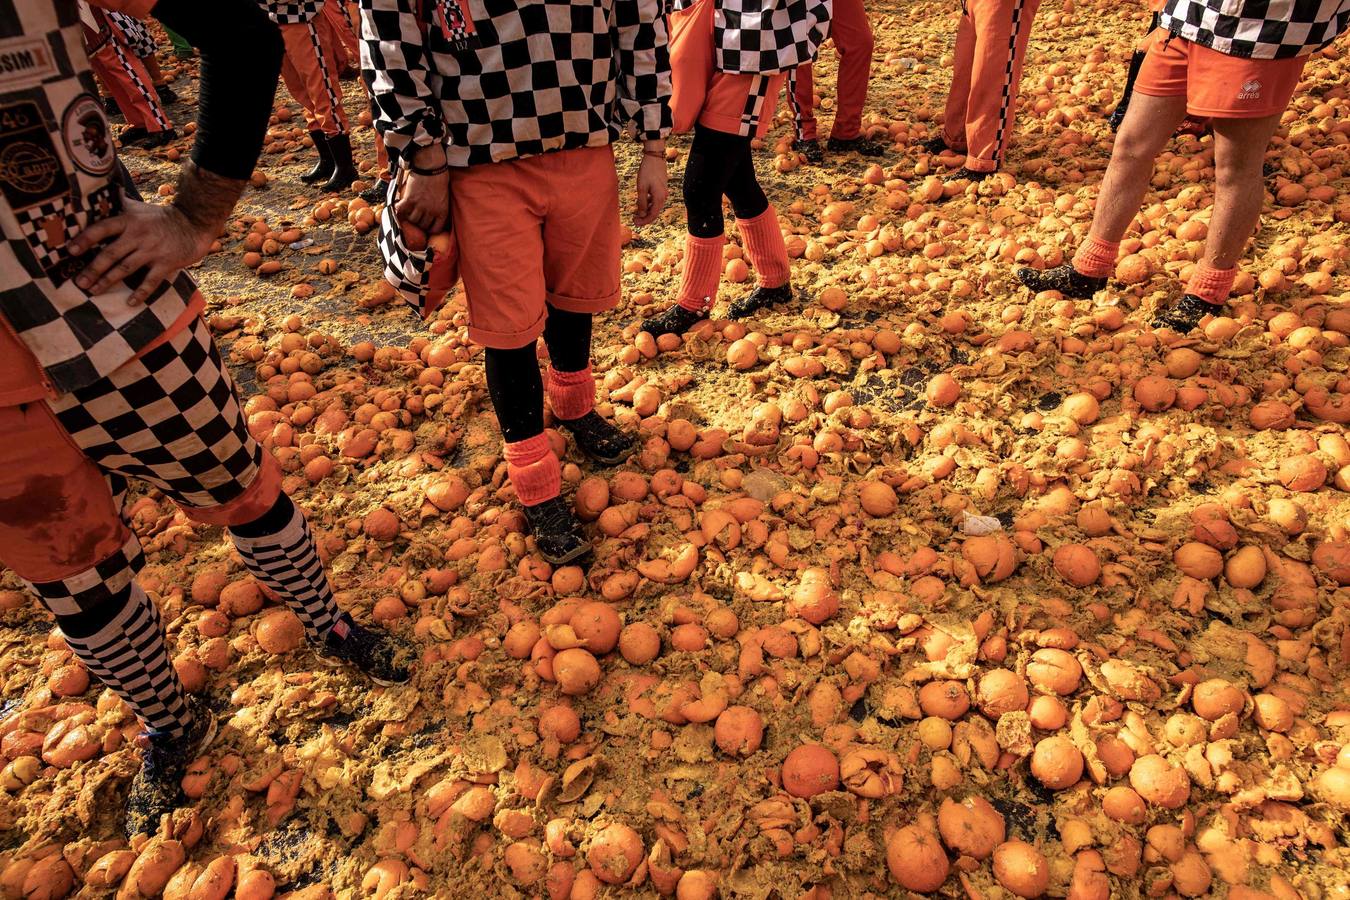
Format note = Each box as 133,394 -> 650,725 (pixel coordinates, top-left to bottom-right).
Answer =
395,144 -> 451,233
69,197 -> 214,305
632,150 -> 668,227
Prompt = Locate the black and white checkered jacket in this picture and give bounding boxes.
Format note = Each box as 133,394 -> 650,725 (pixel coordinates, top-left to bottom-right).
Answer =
360,0 -> 672,168
256,0 -> 325,25
1161,0 -> 1350,58
1,0 -> 198,395
682,0 -> 833,74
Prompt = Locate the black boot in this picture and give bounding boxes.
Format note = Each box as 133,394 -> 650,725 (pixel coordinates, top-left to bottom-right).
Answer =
360,178 -> 391,205
729,283 -> 793,319
795,138 -> 824,165
918,135 -> 951,154
118,126 -> 149,146
125,698 -> 217,837
523,497 -> 591,565
1109,49 -> 1147,132
559,412 -> 636,466
943,166 -> 993,185
1017,264 -> 1108,299
142,129 -> 178,150
155,83 -> 179,105
639,304 -> 708,339
319,614 -> 412,686
322,133 -> 358,193
1153,294 -> 1222,333
826,136 -> 889,157
302,130 -> 334,184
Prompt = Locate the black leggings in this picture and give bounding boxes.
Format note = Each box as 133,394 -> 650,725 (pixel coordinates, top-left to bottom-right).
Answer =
485,306 -> 592,442
683,124 -> 770,239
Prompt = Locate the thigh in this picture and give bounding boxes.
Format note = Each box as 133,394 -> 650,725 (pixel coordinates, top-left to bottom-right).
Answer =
449,162 -> 549,349
0,403 -> 129,584
830,0 -> 873,46
47,316 -> 267,513
541,147 -> 621,313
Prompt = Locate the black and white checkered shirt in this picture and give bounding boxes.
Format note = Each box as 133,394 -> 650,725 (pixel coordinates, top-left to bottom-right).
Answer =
1,0 -> 197,394
256,0 -> 325,25
107,10 -> 157,57
360,0 -> 671,168
693,0 -> 832,74
1161,0 -> 1350,58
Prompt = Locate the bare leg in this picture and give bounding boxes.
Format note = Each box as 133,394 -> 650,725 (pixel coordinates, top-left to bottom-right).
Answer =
1087,93 -> 1190,242
1204,113 -> 1284,269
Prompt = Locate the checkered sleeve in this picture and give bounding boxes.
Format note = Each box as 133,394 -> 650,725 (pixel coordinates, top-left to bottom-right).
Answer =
613,0 -> 673,140
358,0 -> 446,161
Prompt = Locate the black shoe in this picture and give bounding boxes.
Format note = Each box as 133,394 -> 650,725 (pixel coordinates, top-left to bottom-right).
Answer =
155,84 -> 179,105
118,126 -> 149,146
728,283 -> 793,320
1016,264 -> 1107,299
943,166 -> 992,185
322,133 -> 358,193
559,411 -> 636,466
523,497 -> 592,565
795,138 -> 824,165
826,136 -> 888,157
640,304 -> 707,339
142,129 -> 177,149
339,66 -> 359,82
1107,105 -> 1127,133
360,178 -> 391,205
125,698 -> 217,838
302,130 -> 334,184
103,96 -> 121,115
1153,294 -> 1222,333
918,135 -> 951,154
174,48 -> 196,60
320,614 -> 411,686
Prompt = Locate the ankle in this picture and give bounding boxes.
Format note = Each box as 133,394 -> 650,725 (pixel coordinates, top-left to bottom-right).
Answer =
1072,236 -> 1121,279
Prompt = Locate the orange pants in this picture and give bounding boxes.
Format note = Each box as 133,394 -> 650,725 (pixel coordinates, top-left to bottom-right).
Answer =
450,145 -> 621,349
790,0 -> 873,141
319,0 -> 361,73
279,19 -> 348,136
941,0 -> 1042,173
90,36 -> 170,132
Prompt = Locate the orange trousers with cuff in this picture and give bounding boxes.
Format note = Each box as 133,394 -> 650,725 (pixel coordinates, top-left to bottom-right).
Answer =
279,19 -> 349,136
939,0 -> 1042,173
790,0 -> 874,142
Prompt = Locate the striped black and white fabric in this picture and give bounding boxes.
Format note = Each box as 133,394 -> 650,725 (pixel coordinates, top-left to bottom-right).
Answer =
376,171 -> 435,312
1,0 -> 197,395
32,575 -> 192,736
231,498 -> 341,642
360,0 -> 671,168
257,0 -> 325,25
99,12 -> 171,129
991,0 -> 1034,168
708,0 -> 832,74
108,10 -> 157,58
1161,0 -> 1350,59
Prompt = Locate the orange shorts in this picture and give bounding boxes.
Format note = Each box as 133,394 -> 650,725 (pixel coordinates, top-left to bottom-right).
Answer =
449,144 -> 621,350
699,71 -> 785,138
1135,34 -> 1308,119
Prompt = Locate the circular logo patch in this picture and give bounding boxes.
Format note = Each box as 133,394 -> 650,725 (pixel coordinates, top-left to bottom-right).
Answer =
62,94 -> 114,175
0,140 -> 60,193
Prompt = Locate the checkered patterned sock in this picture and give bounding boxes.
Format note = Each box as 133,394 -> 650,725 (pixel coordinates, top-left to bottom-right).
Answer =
677,234 -> 726,313
46,580 -> 193,738
229,496 -> 341,643
1072,236 -> 1121,279
504,433 -> 561,506
547,366 -> 596,421
1184,263 -> 1236,305
736,208 -> 791,289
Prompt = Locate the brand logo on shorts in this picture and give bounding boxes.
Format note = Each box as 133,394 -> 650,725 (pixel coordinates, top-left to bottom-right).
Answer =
1238,79 -> 1262,101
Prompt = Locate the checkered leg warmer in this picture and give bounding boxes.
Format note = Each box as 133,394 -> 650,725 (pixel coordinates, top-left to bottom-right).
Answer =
229,495 -> 340,642
30,540 -> 192,738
